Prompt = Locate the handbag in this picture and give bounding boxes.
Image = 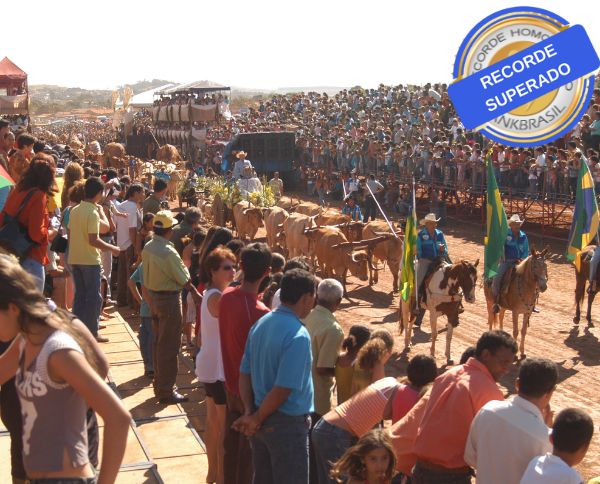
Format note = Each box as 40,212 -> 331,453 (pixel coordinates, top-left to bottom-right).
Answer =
0,189 -> 39,258
50,207 -> 69,253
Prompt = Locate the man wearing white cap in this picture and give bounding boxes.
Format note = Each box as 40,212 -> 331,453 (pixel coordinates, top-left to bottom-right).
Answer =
492,214 -> 530,313
415,213 -> 449,326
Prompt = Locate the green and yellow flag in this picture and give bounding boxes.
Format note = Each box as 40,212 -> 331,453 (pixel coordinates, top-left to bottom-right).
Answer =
400,183 -> 418,301
484,154 -> 508,280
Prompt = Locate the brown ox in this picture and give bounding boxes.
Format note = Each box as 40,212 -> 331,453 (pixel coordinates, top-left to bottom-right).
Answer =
282,212 -> 316,258
294,201 -> 322,217
315,209 -> 351,226
233,201 -> 264,241
277,196 -> 299,212
264,206 -> 289,251
305,227 -> 370,295
167,169 -> 184,203
156,144 -> 182,164
363,221 -> 403,292
400,259 -> 479,364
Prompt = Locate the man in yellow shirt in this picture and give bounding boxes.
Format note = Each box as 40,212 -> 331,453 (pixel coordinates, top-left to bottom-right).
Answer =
142,210 -> 202,404
68,177 -> 120,342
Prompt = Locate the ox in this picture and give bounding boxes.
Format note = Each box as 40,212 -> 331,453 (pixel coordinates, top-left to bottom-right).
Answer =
363,221 -> 403,292
233,201 -> 264,241
294,201 -> 322,217
282,212 -> 315,258
264,206 -> 289,252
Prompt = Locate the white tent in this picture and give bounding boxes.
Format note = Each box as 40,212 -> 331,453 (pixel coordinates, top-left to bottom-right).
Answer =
116,83 -> 174,109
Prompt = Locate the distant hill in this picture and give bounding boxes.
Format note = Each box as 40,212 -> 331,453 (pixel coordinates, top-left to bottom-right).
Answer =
29,79 -> 174,115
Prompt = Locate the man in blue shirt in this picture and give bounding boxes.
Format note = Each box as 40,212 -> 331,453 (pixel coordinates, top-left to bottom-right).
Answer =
492,214 -> 530,313
235,268 -> 317,484
341,196 -> 363,221
415,213 -> 449,326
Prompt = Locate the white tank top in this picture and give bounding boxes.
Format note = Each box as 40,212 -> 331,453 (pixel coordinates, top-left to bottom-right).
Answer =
195,288 -> 225,383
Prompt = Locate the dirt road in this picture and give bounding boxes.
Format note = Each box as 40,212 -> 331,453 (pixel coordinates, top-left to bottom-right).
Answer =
326,218 -> 600,479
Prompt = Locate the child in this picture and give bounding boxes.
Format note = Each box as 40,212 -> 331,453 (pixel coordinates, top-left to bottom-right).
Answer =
520,408 -> 593,483
391,354 -> 437,423
335,324 -> 372,404
330,429 -> 397,484
271,252 -> 286,274
351,328 -> 395,396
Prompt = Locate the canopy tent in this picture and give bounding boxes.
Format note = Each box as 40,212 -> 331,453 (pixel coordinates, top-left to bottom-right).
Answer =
155,80 -> 230,96
0,57 -> 28,115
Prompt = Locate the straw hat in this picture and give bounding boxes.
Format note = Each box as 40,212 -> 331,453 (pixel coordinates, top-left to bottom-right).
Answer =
420,213 -> 440,225
236,151 -> 248,158
508,214 -> 524,225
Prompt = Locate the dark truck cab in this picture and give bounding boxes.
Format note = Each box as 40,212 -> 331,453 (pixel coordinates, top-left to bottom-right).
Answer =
225,131 -> 296,174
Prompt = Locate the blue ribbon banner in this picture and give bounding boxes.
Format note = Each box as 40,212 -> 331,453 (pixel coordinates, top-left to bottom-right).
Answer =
449,25 -> 600,129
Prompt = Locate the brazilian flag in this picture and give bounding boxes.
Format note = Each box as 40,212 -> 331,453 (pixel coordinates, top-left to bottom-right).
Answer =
566,159 -> 599,268
484,155 -> 508,280
400,183 -> 418,301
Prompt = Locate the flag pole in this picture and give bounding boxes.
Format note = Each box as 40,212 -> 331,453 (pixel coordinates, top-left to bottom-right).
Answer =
412,177 -> 418,305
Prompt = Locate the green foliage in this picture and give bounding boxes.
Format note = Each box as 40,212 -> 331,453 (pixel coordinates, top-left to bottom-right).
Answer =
198,176 -> 275,209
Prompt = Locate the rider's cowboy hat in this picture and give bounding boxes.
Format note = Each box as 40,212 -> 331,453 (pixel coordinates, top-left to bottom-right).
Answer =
420,213 -> 441,225
236,151 -> 248,158
508,214 -> 525,225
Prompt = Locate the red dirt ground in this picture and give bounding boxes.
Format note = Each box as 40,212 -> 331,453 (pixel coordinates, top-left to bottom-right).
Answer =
327,219 -> 600,479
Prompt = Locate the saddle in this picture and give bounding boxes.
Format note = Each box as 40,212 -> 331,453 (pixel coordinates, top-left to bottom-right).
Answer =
500,265 -> 516,296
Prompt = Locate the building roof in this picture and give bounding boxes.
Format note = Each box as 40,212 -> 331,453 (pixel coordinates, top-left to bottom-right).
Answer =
0,57 -> 27,81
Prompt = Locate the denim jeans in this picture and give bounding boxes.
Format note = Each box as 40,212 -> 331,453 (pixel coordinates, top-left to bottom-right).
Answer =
311,418 -> 357,484
250,412 -> 311,484
21,257 -> 45,292
139,316 -> 154,372
71,265 -> 102,337
30,478 -> 97,484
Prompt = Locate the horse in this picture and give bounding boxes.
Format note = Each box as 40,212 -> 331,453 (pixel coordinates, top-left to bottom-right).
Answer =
399,259 -> 479,365
573,245 -> 598,326
483,248 -> 549,359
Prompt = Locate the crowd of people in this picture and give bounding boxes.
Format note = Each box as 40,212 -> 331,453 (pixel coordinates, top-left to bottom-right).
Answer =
1,86 -> 600,484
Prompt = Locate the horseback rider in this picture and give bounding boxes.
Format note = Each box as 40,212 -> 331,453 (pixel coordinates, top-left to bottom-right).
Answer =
414,213 -> 450,326
492,214 -> 529,313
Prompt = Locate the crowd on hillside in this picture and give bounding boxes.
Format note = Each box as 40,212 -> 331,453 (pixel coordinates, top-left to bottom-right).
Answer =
0,115 -> 599,484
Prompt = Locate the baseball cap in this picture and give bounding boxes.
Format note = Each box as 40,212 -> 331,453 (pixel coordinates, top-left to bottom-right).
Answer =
153,210 -> 179,229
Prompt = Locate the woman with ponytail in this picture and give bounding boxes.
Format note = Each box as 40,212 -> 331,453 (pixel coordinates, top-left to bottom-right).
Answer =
0,255 -> 130,484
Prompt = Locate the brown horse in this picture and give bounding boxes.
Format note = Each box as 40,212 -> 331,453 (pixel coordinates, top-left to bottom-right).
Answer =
483,248 -> 549,359
399,259 -> 479,365
573,245 -> 598,326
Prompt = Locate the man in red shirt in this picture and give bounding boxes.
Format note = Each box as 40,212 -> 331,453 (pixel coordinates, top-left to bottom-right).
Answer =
219,242 -> 272,484
412,330 -> 517,484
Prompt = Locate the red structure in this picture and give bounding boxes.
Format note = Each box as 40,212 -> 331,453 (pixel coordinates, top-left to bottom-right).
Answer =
0,57 -> 29,119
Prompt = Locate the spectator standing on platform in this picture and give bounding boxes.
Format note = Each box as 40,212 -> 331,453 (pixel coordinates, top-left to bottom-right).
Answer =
195,247 -> 237,484
219,242 -> 272,484
305,278 -> 345,419
465,358 -> 558,484
0,154 -> 56,291
68,177 -> 120,342
411,330 -> 517,484
142,211 -> 202,404
115,183 -> 144,308
234,268 -> 317,484
0,255 -> 131,484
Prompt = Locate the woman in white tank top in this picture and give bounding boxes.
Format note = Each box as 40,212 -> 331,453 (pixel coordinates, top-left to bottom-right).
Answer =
194,247 -> 236,484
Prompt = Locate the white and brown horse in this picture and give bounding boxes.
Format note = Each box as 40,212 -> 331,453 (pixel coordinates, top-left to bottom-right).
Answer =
484,248 -> 549,359
400,259 -> 479,364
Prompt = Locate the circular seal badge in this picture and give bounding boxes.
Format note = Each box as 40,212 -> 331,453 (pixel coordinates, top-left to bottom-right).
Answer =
448,7 -> 600,147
